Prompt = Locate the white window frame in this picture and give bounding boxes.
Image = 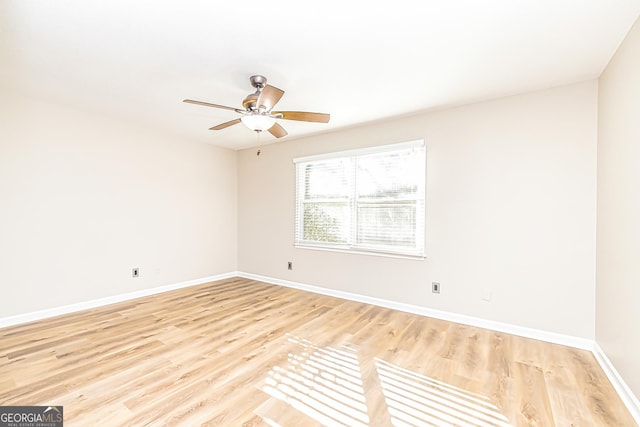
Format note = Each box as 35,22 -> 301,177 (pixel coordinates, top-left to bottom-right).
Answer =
294,140 -> 426,259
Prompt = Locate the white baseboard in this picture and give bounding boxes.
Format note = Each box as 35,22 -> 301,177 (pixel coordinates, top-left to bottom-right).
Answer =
0,271 -> 238,328
593,343 -> 640,425
238,272 -> 594,350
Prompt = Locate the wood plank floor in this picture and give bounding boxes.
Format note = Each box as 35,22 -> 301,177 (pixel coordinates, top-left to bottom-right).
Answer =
0,277 -> 635,426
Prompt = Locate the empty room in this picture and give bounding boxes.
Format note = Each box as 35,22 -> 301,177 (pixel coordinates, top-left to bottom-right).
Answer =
1,1 -> 639,426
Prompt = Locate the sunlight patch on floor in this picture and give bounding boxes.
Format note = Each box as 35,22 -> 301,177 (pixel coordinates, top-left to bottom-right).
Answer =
376,359 -> 512,427
260,335 -> 513,426
261,336 -> 369,426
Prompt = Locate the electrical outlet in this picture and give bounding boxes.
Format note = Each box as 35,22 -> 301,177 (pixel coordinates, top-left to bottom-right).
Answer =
132,268 -> 139,278
432,282 -> 440,294
287,262 -> 292,270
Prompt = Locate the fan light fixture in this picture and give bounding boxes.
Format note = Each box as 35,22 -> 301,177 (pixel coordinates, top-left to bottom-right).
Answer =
241,114 -> 276,132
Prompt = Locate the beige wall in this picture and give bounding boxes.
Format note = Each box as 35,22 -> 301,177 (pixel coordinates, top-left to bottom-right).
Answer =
238,81 -> 598,338
597,17 -> 640,398
0,93 -> 237,317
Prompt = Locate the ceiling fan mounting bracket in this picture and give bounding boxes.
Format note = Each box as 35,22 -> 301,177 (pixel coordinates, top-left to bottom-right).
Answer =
249,75 -> 267,90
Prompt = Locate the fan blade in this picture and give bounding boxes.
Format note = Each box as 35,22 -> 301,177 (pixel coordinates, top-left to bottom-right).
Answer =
273,111 -> 330,123
183,99 -> 244,114
209,118 -> 241,130
257,85 -> 284,111
268,122 -> 288,138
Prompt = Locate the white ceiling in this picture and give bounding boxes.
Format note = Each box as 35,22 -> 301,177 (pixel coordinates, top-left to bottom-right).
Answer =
1,1 -> 639,149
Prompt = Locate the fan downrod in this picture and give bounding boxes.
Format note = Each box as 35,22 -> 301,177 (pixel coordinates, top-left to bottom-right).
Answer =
244,75 -> 269,110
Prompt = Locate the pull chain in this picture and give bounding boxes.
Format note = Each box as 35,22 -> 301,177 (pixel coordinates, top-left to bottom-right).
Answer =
256,131 -> 262,156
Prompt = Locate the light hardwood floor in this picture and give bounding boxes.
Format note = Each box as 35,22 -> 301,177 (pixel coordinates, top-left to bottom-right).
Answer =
0,277 -> 636,426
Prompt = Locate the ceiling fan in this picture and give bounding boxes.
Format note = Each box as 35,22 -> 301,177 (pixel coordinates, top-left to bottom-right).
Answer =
183,75 -> 330,138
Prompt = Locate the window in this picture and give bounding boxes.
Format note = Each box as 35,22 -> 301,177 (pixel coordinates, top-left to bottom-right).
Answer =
294,140 -> 425,258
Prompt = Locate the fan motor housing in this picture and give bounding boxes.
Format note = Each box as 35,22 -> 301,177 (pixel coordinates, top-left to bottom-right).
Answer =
242,93 -> 258,110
